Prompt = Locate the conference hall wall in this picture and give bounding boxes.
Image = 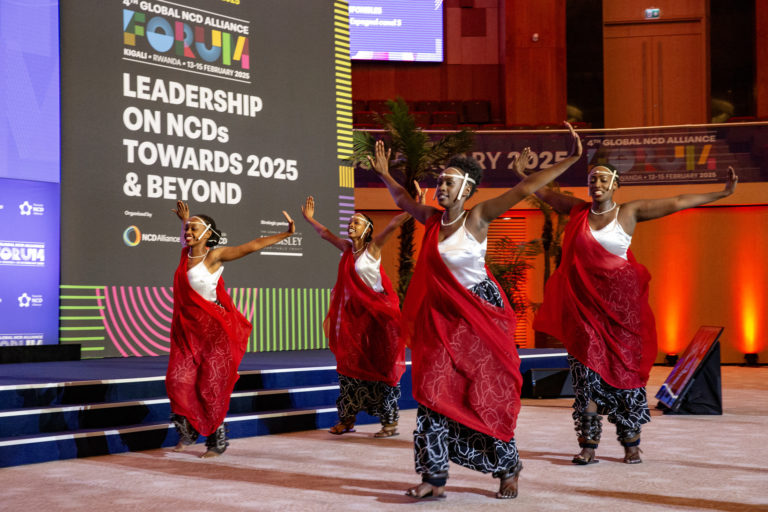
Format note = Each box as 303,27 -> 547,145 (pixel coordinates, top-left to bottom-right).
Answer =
60,0 -> 353,357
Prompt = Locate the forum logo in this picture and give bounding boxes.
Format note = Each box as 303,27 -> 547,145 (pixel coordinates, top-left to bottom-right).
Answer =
123,7 -> 250,69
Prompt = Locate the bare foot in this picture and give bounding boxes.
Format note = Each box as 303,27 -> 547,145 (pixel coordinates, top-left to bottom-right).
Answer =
172,441 -> 187,452
405,482 -> 445,499
496,461 -> 522,499
200,449 -> 221,459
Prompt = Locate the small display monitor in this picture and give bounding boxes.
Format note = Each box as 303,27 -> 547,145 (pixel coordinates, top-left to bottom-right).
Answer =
349,1 -> 444,62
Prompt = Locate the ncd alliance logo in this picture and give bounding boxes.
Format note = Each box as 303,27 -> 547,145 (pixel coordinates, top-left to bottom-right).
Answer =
19,200 -> 45,216
123,225 -> 180,247
18,292 -> 44,308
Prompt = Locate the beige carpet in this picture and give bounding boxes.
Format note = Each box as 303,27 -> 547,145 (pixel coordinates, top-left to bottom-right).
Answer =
2,366 -> 767,511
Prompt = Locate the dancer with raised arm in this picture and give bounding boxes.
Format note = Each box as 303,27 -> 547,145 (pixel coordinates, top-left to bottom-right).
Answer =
514,161 -> 738,465
369,123 -> 582,500
302,196 -> 411,438
168,201 -> 295,457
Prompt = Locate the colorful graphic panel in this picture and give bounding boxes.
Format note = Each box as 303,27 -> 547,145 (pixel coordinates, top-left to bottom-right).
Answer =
61,0 -> 349,356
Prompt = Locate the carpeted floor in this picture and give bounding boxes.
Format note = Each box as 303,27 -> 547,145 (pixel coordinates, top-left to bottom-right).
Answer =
2,366 -> 767,511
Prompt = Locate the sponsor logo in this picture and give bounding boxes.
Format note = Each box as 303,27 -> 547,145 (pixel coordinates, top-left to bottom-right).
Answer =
123,225 -> 180,246
123,225 -> 142,246
0,240 -> 45,267
17,293 -> 43,308
18,201 -> 45,216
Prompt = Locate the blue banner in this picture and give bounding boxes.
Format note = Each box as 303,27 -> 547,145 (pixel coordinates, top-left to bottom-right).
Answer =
0,178 -> 60,346
354,123 -> 768,188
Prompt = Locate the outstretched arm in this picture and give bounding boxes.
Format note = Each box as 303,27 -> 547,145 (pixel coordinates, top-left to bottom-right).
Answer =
471,122 -> 584,223
301,196 -> 350,252
173,200 -> 190,246
368,140 -> 438,224
368,211 -> 410,259
623,167 -> 738,227
212,211 -> 296,263
510,141 -> 586,215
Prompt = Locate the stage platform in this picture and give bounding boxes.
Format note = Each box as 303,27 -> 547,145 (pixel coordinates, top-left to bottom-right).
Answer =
0,348 -> 568,468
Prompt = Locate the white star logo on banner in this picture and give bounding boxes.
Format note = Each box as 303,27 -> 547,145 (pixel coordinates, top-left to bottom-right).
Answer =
18,293 -> 32,307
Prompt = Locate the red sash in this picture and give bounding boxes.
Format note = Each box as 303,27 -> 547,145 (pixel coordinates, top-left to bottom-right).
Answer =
403,214 -> 522,442
166,248 -> 252,435
324,248 -> 406,387
534,204 -> 657,389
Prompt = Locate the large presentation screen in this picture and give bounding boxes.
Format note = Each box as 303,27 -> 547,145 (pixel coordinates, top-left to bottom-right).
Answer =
60,0 -> 350,357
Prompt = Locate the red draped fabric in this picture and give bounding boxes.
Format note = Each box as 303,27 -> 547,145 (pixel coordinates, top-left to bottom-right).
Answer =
533,204 -> 657,389
403,214 -> 522,442
166,248 -> 252,436
324,248 -> 406,387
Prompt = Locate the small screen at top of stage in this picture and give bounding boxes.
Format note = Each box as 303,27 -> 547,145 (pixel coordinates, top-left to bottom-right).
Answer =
349,0 -> 443,62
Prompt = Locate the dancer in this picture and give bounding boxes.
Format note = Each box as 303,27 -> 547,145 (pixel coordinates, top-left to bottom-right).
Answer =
167,200 -> 295,457
301,196 -> 410,438
369,123 -> 582,499
516,162 -> 738,465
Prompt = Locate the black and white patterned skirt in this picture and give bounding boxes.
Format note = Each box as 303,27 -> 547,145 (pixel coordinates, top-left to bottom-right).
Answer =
336,373 -> 400,425
568,355 -> 650,439
411,277 -> 517,480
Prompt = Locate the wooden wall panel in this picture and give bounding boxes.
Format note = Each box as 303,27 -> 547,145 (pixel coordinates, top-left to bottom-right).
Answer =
602,0 -> 708,127
757,0 -> 768,118
604,0 -> 706,22
604,37 -> 652,127
501,0 -> 567,125
655,33 -> 708,125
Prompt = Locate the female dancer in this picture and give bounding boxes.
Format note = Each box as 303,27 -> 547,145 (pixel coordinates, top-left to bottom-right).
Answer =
517,162 -> 738,465
168,200 -> 295,457
369,123 -> 582,499
301,196 -> 410,438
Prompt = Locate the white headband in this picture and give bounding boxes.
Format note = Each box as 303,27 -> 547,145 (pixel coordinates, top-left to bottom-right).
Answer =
188,218 -> 220,241
350,213 -> 371,238
588,166 -> 618,189
435,168 -> 477,201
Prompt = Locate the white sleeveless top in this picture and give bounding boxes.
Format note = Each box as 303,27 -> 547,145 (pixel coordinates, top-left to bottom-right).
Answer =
354,247 -> 383,292
187,253 -> 223,302
437,216 -> 487,289
590,207 -> 632,260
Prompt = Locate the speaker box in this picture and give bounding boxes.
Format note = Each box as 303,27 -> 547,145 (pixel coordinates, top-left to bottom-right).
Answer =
522,368 -> 574,398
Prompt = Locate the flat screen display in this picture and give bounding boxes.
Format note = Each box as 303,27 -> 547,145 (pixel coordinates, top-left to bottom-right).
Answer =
349,0 -> 443,62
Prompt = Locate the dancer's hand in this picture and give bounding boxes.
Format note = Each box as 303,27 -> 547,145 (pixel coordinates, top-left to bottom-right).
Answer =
564,121 -> 583,160
724,166 -> 738,195
173,200 -> 189,221
283,211 -> 295,234
413,181 -> 427,204
367,140 -> 392,177
301,196 -> 315,221
512,147 -> 532,180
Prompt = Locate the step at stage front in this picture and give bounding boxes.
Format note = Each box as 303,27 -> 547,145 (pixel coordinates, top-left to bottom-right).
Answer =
0,349 -> 567,467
